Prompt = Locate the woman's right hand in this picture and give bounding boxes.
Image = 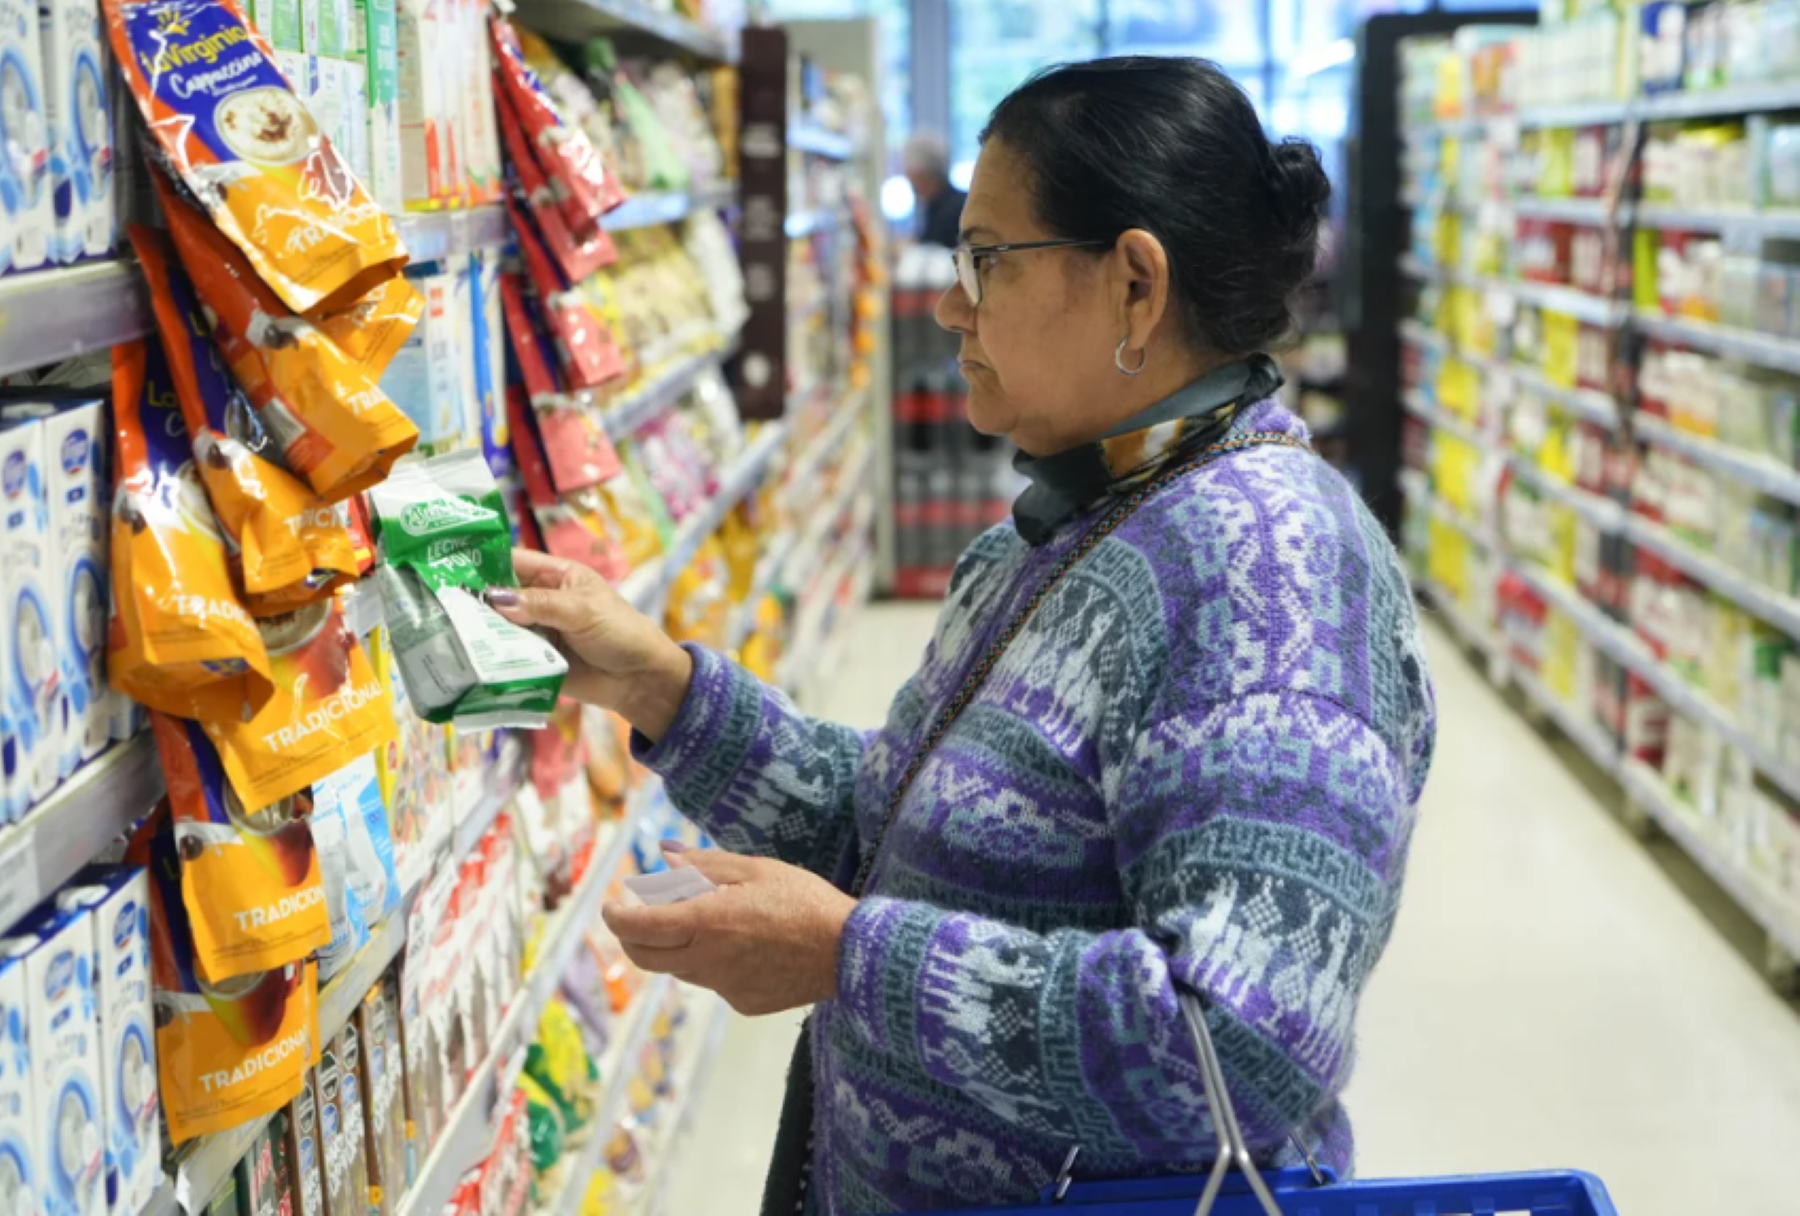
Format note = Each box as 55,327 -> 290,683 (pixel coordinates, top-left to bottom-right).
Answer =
488,549 -> 694,742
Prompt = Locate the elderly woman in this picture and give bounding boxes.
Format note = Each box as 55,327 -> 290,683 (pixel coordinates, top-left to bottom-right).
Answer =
491,56 -> 1435,1216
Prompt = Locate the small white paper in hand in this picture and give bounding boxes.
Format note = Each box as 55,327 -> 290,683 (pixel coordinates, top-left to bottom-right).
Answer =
624,865 -> 719,906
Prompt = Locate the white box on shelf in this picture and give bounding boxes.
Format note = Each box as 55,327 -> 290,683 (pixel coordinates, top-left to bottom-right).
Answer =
38,403 -> 109,774
0,943 -> 39,1216
38,0 -> 114,263
1,0 -> 54,274
1,420 -> 61,819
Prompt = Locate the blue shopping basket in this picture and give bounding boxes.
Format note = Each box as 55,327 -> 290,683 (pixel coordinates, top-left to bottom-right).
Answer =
898,994 -> 1619,1216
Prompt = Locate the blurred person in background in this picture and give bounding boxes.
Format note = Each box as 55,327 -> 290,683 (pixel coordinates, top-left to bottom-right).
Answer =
494,57 -> 1435,1216
905,130 -> 966,248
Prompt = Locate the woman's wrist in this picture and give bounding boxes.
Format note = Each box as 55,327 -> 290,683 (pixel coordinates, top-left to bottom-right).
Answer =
617,639 -> 695,743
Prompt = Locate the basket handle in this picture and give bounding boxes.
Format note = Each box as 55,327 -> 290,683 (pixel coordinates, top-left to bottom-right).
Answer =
1177,991 -> 1285,1216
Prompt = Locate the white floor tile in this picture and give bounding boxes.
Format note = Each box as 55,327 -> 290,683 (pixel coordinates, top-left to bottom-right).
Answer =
659,606 -> 1800,1216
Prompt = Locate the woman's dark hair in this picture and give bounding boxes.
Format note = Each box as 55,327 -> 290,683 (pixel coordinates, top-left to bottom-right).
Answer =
981,57 -> 1329,355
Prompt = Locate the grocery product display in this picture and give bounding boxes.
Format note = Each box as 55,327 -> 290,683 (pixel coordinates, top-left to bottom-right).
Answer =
1395,14 -> 1800,975
0,1 -> 880,1213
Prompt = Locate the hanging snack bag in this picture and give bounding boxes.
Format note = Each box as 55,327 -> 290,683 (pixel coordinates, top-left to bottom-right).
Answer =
506,388 -> 628,581
131,225 -> 360,611
314,273 -> 427,379
493,83 -> 615,283
369,449 -> 567,728
489,14 -> 623,233
156,178 -> 420,501
153,712 -> 332,982
108,340 -> 274,720
103,0 -> 407,316
499,272 -> 621,493
131,808 -> 320,1143
202,597 -> 396,811
505,200 -> 625,392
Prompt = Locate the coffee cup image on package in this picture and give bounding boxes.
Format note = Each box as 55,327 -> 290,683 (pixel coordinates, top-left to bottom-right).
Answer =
133,808 -> 319,1143
102,0 -> 407,316
108,339 -> 275,721
152,712 -> 332,983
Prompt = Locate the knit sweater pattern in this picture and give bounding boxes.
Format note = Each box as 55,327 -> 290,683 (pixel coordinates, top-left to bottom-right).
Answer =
637,398 -> 1436,1215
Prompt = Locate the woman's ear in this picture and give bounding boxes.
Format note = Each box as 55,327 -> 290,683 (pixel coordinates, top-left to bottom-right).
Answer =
1113,228 -> 1172,353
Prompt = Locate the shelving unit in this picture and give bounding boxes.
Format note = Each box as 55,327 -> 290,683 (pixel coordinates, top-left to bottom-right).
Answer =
0,261 -> 151,379
514,0 -> 738,61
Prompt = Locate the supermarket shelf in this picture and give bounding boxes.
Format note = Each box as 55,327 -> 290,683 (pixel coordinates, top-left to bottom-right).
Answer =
1399,256 -> 1625,326
0,736 -> 163,937
1635,204 -> 1800,241
1513,100 -> 1634,129
173,910 -> 412,1212
1638,83 -> 1800,122
1632,414 -> 1800,510
1510,665 -> 1620,777
513,0 -> 737,61
1411,193 -> 1800,242
601,351 -> 726,441
396,819 -> 631,1216
1507,564 -> 1640,670
785,397 -> 864,499
726,529 -> 798,651
1508,196 -> 1616,225
1414,482 -> 1497,553
1621,760 -> 1800,962
1402,321 -> 1620,430
451,746 -> 525,862
548,974 -> 674,1216
1632,310 -> 1800,377
1624,515 -> 1800,640
630,993 -> 729,1216
788,123 -> 855,160
0,260 -> 152,379
1400,386 -> 1486,449
785,448 -> 875,599
1507,457 -> 1626,533
602,183 -> 737,232
397,206 -> 510,263
785,207 -> 846,239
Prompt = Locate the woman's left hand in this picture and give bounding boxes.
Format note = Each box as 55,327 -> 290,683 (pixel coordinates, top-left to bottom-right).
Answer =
601,847 -> 857,1016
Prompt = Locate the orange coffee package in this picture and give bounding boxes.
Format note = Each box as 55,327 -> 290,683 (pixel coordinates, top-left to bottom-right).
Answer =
130,224 -> 360,612
109,340 -> 275,720
156,175 -> 420,502
132,805 -> 321,1143
153,712 -> 332,982
201,598 -> 396,812
103,0 -> 407,316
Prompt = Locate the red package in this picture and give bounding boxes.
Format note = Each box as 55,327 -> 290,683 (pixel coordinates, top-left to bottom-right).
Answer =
490,15 -> 624,235
507,388 -> 628,580
495,85 -> 616,282
499,271 -> 624,492
506,199 -> 624,391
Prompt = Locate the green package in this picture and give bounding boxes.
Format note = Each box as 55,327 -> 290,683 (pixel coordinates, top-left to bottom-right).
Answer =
370,450 -> 567,728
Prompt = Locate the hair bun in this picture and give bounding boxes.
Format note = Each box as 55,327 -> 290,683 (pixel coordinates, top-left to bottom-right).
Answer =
1267,138 -> 1330,239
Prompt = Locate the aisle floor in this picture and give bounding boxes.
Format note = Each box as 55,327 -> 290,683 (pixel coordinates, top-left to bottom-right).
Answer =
662,603 -> 1800,1216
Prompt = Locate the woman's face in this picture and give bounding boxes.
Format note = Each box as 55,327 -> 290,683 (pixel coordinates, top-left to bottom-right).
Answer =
933,140 -> 1121,457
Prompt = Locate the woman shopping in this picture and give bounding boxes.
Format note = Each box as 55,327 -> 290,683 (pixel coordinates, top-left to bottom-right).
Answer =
490,56 -> 1437,1216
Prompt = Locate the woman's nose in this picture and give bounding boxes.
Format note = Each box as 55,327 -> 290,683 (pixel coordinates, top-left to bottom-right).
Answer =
934,283 -> 973,334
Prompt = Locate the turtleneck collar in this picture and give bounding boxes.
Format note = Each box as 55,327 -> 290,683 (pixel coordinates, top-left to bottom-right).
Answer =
1010,353 -> 1284,546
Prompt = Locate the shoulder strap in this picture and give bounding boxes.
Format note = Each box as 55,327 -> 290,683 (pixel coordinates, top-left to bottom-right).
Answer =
847,429 -> 1309,898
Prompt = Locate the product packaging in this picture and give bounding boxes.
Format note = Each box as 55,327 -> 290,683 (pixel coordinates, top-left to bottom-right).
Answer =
103,0 -> 407,315
493,83 -> 615,283
317,1023 -> 368,1216
489,15 -> 622,231
393,0 -> 443,204
281,1071 -> 327,1216
369,449 -> 567,727
133,808 -> 321,1144
379,268 -> 464,452
499,272 -> 622,493
154,711 -> 332,982
0,945 -> 39,1216
234,1113 -> 289,1216
396,869 -> 447,1181
36,403 -> 111,776
356,973 -> 406,1216
0,906 -> 106,1216
53,868 -> 159,1216
507,200 -> 626,391
40,0 -> 115,263
507,388 -> 628,580
203,1171 -> 237,1216
0,0 -> 54,274
107,340 -> 274,722
131,225 -> 361,613
356,0 -> 403,212
1,420 -> 62,817
153,179 -> 421,501
309,754 -> 399,982
473,248 -> 510,475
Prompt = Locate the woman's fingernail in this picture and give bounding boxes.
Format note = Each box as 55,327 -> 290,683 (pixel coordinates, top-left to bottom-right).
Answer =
486,587 -> 522,608
660,839 -> 688,854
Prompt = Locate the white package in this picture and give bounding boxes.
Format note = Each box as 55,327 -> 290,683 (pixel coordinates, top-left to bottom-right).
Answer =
1,421 -> 60,819
38,404 -> 108,774
0,947 -> 40,1216
36,0 -> 112,263
0,0 -> 54,274
451,255 -> 480,450
54,869 -> 158,1216
0,907 -> 104,1216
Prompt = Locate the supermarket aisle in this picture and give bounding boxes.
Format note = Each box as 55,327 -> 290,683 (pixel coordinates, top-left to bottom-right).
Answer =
663,605 -> 1800,1216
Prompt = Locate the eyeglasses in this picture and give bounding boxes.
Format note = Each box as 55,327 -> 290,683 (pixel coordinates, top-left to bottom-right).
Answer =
951,239 -> 1112,307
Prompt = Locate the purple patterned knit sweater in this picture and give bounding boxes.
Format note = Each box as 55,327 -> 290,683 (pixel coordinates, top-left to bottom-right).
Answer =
638,399 -> 1436,1214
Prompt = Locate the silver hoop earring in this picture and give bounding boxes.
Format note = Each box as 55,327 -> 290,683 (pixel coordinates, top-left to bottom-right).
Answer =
1114,337 -> 1146,377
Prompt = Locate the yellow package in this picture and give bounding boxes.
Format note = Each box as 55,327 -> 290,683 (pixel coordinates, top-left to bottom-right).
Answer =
109,340 -> 275,720
315,273 -> 427,381
159,178 -> 420,502
133,807 -> 321,1144
663,538 -> 728,648
105,0 -> 408,317
202,599 -> 397,812
154,712 -> 332,981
